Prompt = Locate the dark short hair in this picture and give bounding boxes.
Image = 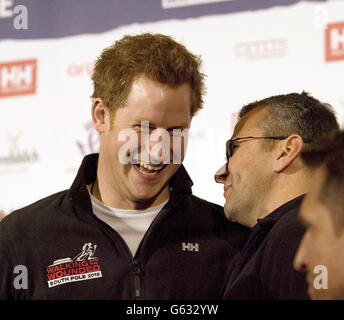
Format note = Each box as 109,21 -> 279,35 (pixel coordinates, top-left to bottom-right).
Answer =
301,130 -> 344,230
238,91 -> 339,148
91,33 -> 206,118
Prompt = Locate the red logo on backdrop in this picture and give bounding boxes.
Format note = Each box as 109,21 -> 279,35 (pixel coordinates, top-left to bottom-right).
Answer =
67,62 -> 94,77
325,22 -> 344,62
0,59 -> 37,98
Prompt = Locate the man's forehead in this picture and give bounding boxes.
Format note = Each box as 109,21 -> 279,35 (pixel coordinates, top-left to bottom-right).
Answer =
232,106 -> 267,138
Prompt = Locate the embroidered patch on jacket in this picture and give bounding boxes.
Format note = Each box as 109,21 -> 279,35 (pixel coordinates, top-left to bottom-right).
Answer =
46,242 -> 102,288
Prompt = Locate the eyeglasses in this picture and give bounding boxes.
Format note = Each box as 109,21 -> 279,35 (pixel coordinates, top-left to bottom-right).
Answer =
215,135 -> 313,183
226,135 -> 313,161
226,136 -> 288,161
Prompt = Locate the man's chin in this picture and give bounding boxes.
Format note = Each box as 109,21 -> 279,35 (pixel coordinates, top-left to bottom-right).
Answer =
308,283 -> 334,300
309,288 -> 327,300
127,163 -> 180,205
223,206 -> 235,222
129,177 -> 170,205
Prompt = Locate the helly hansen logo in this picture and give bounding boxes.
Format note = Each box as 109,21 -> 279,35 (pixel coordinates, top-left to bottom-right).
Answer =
0,59 -> 37,98
325,22 -> 344,62
181,242 -> 199,252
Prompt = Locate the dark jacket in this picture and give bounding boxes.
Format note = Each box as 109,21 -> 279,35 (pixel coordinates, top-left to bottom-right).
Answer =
223,195 -> 309,300
0,154 -> 249,300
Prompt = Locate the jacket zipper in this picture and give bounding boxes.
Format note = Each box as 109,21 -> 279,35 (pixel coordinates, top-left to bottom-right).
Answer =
72,202 -> 142,299
130,207 -> 169,299
131,192 -> 182,299
71,190 -> 182,300
133,260 -> 142,299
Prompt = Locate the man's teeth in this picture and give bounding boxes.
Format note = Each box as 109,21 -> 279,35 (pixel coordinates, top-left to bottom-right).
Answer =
134,162 -> 165,175
139,162 -> 164,171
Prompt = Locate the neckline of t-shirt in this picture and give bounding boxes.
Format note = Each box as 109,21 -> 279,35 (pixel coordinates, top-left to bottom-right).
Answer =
88,191 -> 169,217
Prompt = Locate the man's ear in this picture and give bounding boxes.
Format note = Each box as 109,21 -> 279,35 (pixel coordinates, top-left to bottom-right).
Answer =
91,98 -> 110,133
273,135 -> 304,173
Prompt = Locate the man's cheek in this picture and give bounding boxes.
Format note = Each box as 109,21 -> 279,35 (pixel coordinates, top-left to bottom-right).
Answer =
117,129 -> 139,164
171,133 -> 188,164
148,131 -> 171,164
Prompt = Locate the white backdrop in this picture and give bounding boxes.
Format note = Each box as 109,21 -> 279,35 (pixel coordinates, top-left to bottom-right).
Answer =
0,0 -> 344,215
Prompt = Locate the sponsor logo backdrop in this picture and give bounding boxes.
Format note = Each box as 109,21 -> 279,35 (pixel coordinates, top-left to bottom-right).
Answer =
0,0 -> 343,214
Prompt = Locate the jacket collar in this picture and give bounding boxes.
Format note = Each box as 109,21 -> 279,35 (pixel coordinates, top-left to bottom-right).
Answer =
255,194 -> 305,231
68,153 -> 193,209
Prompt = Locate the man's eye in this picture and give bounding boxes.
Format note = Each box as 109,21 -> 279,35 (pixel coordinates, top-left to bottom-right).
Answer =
134,126 -> 152,133
230,144 -> 239,156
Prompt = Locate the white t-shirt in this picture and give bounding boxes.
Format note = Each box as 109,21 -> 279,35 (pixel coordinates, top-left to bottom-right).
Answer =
88,192 -> 168,257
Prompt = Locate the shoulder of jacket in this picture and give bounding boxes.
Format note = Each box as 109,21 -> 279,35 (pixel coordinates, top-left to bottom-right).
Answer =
261,207 -> 305,259
185,195 -> 248,232
186,194 -> 224,213
268,206 -> 303,239
0,189 -> 69,234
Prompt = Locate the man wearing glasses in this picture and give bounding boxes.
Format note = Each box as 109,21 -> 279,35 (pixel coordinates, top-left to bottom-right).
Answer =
215,91 -> 339,299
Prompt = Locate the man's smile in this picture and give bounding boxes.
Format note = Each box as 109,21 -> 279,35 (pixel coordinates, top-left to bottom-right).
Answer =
132,161 -> 168,178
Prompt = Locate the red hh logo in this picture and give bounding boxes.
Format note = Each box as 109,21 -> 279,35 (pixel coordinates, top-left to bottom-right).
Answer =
0,59 -> 37,98
325,22 -> 344,62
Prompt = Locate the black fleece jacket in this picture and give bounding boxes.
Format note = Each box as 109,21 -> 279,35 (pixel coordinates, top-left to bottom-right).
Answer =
0,154 -> 249,300
223,195 -> 309,300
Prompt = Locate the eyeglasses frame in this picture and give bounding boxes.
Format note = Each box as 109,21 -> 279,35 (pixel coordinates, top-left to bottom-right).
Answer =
226,135 -> 313,161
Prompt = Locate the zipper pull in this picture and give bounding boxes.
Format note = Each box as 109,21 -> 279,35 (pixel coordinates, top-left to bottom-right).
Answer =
133,262 -> 141,299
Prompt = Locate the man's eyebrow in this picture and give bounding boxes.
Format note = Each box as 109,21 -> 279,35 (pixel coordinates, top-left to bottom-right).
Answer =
131,120 -> 153,128
131,120 -> 189,130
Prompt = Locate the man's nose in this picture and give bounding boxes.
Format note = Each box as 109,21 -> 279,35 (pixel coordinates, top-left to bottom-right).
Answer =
214,163 -> 229,184
142,129 -> 170,163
